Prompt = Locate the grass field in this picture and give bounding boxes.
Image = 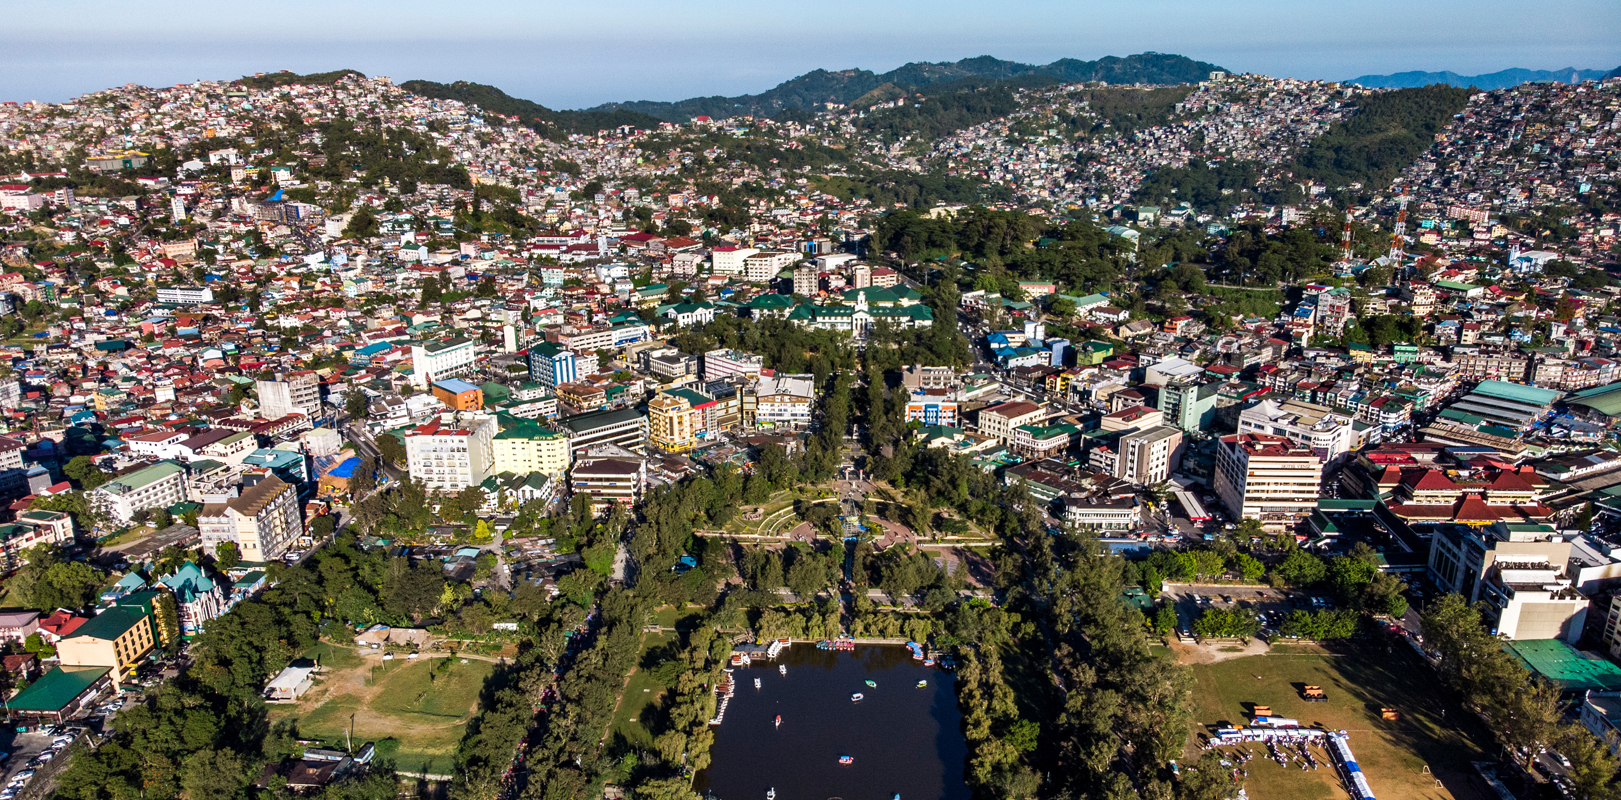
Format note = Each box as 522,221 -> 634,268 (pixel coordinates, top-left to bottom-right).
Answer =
269,655 -> 495,775
1185,645 -> 1489,800
609,632 -> 671,750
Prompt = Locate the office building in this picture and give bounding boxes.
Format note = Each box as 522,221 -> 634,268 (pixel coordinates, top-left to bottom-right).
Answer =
90,461 -> 188,524
410,337 -> 477,388
977,401 -> 1045,445
403,416 -> 497,492
1237,397 -> 1369,464
1213,433 -> 1322,531
557,408 -> 648,456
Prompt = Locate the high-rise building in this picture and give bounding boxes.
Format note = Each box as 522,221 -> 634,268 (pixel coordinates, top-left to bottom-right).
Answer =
197,475 -> 303,562
1237,397 -> 1368,465
792,264 -> 820,296
1115,425 -> 1183,486
1213,433 -> 1322,531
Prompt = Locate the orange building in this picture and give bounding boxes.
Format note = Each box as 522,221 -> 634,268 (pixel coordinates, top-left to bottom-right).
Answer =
431,379 -> 483,411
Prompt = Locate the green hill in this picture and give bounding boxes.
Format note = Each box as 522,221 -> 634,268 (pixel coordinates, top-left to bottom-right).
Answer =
591,52 -> 1225,122
398,80 -> 664,140
1289,84 -> 1473,191
236,69 -> 366,89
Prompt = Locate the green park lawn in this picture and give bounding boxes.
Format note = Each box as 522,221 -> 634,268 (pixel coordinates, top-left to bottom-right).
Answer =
1185,645 -> 1489,800
609,632 -> 672,750
270,656 -> 495,775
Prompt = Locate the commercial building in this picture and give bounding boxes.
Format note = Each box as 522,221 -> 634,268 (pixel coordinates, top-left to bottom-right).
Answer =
1213,433 -> 1322,531
403,416 -> 497,492
753,374 -> 816,429
197,475 -> 304,562
1429,522 -> 1585,642
1446,380 -> 1561,430
0,509 -> 75,572
410,337 -> 477,388
557,408 -> 648,456
571,457 -> 647,512
649,391 -> 700,453
57,605 -> 155,687
1114,425 -> 1184,486
904,389 -> 959,427
90,461 -> 188,524
431,379 -> 484,411
703,349 -> 765,381
1158,379 -> 1220,433
977,401 -> 1045,445
528,342 -> 578,392
1237,398 -> 1369,464
6,666 -> 113,723
491,417 -> 573,479
155,286 -> 214,305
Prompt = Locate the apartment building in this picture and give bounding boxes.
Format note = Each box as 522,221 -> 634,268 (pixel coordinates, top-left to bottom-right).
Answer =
155,286 -> 213,305
1213,433 -> 1322,531
1116,425 -> 1183,486
0,510 -> 74,572
197,475 -> 303,562
977,401 -> 1045,444
792,264 -> 820,296
90,461 -> 188,524
410,336 -> 477,388
744,250 -> 798,283
403,416 -> 497,492
0,436 -> 28,501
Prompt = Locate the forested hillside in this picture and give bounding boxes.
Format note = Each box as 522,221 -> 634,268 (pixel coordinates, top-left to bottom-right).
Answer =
1288,85 -> 1474,192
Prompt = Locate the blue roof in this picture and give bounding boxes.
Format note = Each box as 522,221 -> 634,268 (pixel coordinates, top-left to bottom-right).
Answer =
433,378 -> 480,394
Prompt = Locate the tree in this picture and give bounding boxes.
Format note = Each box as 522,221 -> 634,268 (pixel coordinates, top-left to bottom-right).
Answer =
1273,548 -> 1326,586
215,541 -> 241,570
1231,553 -> 1264,582
64,456 -> 108,490
1154,604 -> 1178,634
344,387 -> 369,420
180,748 -> 247,800
376,434 -> 406,467
154,591 -> 181,648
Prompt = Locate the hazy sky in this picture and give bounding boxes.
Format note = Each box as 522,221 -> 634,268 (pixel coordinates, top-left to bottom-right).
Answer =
5,0 -> 1619,107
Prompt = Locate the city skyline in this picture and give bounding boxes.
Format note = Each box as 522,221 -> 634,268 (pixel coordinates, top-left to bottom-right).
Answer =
5,0 -> 1619,106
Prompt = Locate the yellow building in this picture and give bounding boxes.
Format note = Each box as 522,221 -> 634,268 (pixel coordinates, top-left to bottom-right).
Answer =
649,392 -> 697,453
492,417 -> 574,478
57,606 -> 154,687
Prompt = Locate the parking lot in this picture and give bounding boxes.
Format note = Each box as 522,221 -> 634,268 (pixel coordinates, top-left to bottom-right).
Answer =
1163,584 -> 1297,634
0,724 -> 89,800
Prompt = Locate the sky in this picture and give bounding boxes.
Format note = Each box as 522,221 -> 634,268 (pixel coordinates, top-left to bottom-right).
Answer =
4,0 -> 1619,107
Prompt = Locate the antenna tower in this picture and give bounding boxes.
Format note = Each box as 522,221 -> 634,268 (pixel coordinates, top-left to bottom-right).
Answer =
1388,188 -> 1408,262
1340,215 -> 1354,262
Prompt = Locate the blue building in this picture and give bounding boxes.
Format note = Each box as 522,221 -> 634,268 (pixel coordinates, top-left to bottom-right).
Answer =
528,342 -> 578,392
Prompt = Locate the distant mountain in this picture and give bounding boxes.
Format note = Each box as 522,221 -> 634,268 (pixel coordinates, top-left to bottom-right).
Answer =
1347,67 -> 1615,91
398,80 -> 663,141
589,52 -> 1225,122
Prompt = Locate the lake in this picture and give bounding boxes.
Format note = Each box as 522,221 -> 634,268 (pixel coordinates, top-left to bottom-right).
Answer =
696,644 -> 970,800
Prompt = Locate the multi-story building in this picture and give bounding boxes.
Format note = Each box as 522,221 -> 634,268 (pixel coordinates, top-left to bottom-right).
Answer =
0,510 -> 75,572
528,342 -> 579,392
491,417 -> 573,479
1158,379 -> 1220,433
1236,398 -> 1367,465
403,416 -> 497,492
155,286 -> 214,305
1114,425 -> 1183,486
710,246 -> 760,275
703,349 -> 765,381
1448,347 -> 1531,383
197,475 -> 304,562
571,457 -> 647,512
649,391 -> 699,453
557,408 -> 648,456
904,389 -> 959,427
1213,433 -> 1322,531
792,263 -> 820,296
57,606 -> 154,687
431,379 -> 484,411
255,371 -> 322,419
900,364 -> 955,391
1428,522 -> 1585,642
90,461 -> 188,524
0,435 -> 28,501
752,374 -> 816,429
156,561 -> 226,636
743,250 -> 798,283
410,337 -> 477,388
977,401 -> 1044,444
1447,379 -> 1560,429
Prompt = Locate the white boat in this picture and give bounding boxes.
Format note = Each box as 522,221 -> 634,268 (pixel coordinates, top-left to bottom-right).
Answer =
778,665 -> 786,675
767,789 -> 775,800
851,692 -> 864,702
754,677 -> 761,689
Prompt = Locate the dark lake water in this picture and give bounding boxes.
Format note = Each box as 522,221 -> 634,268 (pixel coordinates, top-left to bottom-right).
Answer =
696,644 -> 970,800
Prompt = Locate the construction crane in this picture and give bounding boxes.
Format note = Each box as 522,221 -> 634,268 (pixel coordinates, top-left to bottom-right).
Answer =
1388,188 -> 1409,262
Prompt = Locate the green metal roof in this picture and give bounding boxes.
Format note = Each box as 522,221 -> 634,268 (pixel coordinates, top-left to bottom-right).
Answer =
1472,380 -> 1561,407
8,666 -> 110,712
1505,639 -> 1621,692
1568,381 -> 1621,417
1318,499 -> 1377,510
65,605 -> 146,642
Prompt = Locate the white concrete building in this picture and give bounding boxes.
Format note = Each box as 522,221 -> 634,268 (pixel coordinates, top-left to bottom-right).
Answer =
1213,433 -> 1322,531
409,337 -> 478,389
404,415 -> 497,492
